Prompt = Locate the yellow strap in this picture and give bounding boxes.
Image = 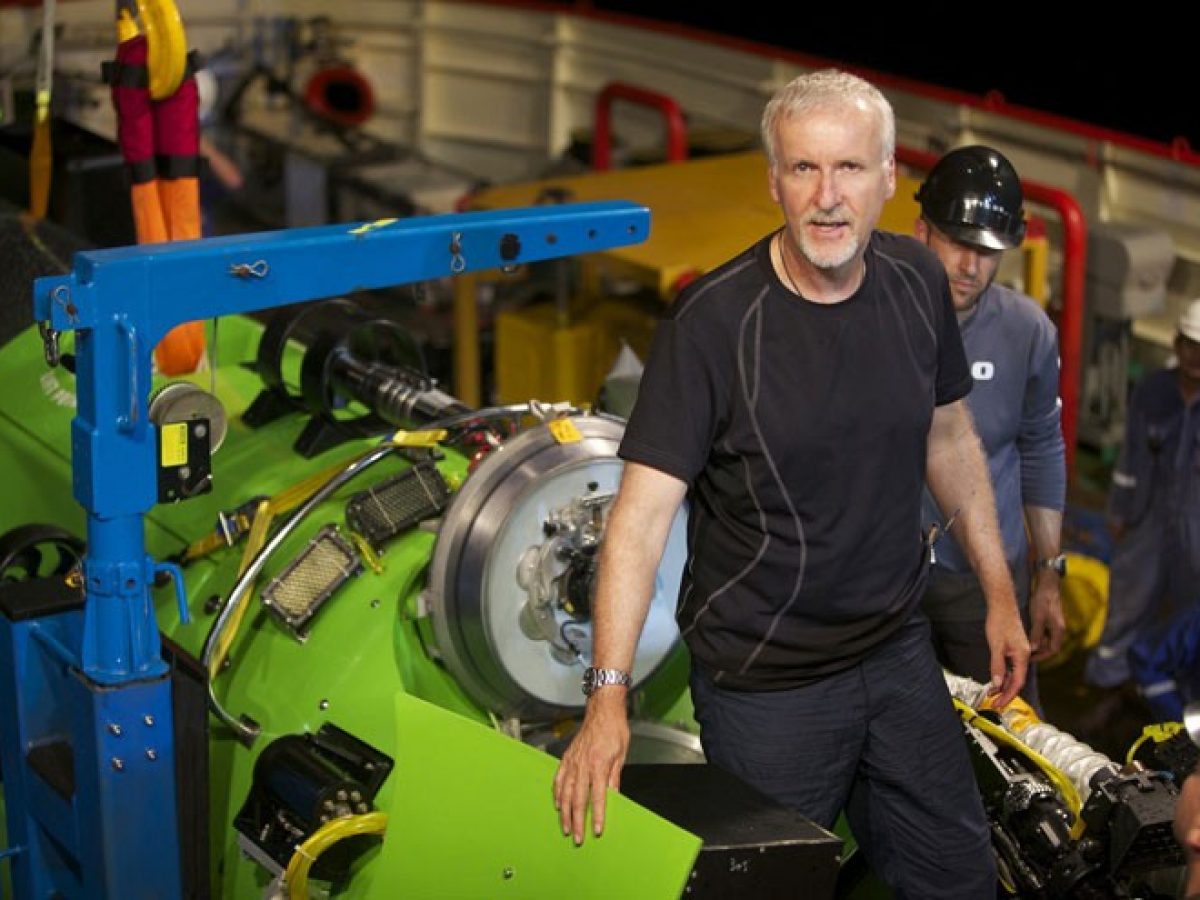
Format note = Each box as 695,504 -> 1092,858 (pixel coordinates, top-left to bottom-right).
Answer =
390,429 -> 449,448
208,500 -> 272,681
181,513 -> 248,563
28,0 -> 56,219
182,445 -> 382,563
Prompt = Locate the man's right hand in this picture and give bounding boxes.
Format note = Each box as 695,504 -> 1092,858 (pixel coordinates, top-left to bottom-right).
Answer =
552,689 -> 630,845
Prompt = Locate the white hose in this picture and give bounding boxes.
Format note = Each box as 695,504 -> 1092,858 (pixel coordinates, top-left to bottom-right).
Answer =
943,670 -> 1118,798
1003,718 -> 1117,798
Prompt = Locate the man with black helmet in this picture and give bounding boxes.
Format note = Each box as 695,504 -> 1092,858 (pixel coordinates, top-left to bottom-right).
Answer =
914,146 -> 1067,706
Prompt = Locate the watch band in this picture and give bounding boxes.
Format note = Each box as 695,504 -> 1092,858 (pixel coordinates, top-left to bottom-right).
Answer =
1034,554 -> 1067,576
582,666 -> 632,697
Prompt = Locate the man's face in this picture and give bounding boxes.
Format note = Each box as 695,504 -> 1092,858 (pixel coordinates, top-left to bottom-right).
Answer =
915,220 -> 1004,312
768,102 -> 895,276
1176,332 -> 1200,384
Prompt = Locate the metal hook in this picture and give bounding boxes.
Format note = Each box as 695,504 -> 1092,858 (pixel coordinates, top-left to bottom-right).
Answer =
51,284 -> 77,321
449,232 -> 466,273
37,320 -> 60,368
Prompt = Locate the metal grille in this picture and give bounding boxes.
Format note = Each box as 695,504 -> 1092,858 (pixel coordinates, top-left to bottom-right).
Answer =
345,461 -> 450,549
261,525 -> 361,639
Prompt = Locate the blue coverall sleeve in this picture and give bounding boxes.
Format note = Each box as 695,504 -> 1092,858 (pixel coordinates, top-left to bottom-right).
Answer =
1018,317 -> 1066,512
1108,379 -> 1150,527
1129,606 -> 1200,722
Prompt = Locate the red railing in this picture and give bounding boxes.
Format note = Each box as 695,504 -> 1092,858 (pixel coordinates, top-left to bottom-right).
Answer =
592,81 -> 688,171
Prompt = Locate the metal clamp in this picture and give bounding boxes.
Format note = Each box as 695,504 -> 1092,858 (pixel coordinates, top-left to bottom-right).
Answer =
37,320 -> 60,368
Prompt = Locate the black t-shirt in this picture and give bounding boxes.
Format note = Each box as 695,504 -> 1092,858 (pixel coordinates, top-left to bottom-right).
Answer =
620,230 -> 972,690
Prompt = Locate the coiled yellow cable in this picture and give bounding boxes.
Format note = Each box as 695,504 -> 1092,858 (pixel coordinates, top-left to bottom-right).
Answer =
285,812 -> 388,900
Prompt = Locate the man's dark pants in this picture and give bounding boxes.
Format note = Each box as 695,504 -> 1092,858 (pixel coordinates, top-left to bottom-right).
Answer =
690,615 -> 995,900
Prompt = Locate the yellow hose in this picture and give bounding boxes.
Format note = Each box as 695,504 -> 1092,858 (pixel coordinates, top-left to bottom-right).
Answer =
1126,722 -> 1184,766
954,699 -> 1086,838
285,812 -> 388,900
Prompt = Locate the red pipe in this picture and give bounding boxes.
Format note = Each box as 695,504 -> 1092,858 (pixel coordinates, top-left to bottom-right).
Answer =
896,146 -> 1086,476
592,80 -> 688,171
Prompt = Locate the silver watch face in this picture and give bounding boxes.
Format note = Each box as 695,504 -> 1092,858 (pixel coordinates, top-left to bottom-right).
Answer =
1042,554 -> 1067,576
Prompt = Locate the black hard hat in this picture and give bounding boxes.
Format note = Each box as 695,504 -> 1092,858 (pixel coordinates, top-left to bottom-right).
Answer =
915,146 -> 1026,251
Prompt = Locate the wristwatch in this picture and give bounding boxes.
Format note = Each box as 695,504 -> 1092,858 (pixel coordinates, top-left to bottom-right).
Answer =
1034,554 -> 1068,577
582,666 -> 632,697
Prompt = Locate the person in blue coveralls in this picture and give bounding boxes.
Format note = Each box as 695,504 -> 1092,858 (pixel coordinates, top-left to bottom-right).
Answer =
1087,298 -> 1200,692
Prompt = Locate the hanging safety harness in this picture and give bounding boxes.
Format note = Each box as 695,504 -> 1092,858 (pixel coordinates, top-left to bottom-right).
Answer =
103,2 -> 207,375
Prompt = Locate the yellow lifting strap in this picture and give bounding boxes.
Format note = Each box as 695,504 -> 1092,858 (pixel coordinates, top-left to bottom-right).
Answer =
206,499 -> 272,681
28,0 -> 57,220
135,0 -> 188,100
181,448 -> 381,564
181,429 -> 452,565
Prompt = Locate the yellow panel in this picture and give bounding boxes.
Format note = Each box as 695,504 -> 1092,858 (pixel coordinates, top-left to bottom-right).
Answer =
881,173 -> 924,235
479,155 -> 926,405
495,299 -> 660,405
472,151 -> 926,298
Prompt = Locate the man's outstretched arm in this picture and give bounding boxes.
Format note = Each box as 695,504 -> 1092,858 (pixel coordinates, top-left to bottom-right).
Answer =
552,461 -> 688,844
926,399 -> 1030,705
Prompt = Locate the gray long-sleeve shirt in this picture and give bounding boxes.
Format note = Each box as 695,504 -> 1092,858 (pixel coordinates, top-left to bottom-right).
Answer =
923,284 -> 1067,572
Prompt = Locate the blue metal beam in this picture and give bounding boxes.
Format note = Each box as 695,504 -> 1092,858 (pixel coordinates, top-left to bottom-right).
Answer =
33,201 -> 649,682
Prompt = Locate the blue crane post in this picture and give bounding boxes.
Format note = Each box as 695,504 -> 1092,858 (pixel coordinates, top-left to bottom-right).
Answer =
0,202 -> 650,898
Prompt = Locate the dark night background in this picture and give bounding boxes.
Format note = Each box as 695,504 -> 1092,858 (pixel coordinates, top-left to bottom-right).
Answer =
588,5 -> 1199,149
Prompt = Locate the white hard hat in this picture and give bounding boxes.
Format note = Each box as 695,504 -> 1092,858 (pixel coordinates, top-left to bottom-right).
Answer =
1180,298 -> 1200,342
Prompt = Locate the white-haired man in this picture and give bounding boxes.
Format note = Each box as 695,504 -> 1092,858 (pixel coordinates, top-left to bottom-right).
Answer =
554,69 -> 1029,898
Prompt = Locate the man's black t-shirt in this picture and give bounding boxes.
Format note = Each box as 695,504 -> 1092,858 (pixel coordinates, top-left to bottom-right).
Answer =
620,230 -> 972,690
